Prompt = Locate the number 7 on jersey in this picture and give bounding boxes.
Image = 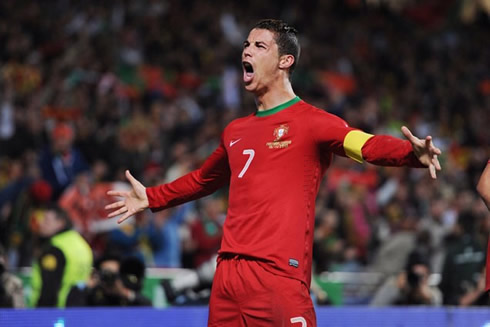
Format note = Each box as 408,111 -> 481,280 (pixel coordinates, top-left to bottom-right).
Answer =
238,149 -> 255,178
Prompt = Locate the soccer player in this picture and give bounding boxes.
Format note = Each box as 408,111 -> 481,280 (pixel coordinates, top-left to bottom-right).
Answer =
477,160 -> 490,294
106,19 -> 442,326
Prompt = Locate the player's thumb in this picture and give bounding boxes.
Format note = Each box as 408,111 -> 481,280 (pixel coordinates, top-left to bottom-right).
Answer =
401,126 -> 416,143
125,170 -> 141,189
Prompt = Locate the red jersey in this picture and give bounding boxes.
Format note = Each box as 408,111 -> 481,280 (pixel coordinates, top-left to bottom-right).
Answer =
146,97 -> 423,287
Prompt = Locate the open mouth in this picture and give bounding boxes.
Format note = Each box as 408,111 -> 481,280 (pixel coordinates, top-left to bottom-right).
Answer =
242,61 -> 254,84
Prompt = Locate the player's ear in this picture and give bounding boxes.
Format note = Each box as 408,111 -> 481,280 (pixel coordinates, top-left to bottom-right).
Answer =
279,54 -> 294,70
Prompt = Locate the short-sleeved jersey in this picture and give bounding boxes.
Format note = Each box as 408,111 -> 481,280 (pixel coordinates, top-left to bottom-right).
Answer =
146,97 -> 423,287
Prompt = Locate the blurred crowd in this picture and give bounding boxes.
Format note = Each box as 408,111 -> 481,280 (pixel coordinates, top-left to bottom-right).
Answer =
0,0 -> 489,307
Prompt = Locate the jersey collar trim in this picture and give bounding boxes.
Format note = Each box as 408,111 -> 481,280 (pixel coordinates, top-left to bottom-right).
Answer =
255,96 -> 301,117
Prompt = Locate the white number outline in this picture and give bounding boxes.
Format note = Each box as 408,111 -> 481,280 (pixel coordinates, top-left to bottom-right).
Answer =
238,149 -> 255,178
290,317 -> 307,326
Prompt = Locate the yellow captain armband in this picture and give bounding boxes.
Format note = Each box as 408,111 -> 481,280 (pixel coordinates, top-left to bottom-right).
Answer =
343,130 -> 374,163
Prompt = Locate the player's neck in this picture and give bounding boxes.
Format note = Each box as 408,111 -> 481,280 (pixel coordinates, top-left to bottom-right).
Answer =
255,79 -> 296,111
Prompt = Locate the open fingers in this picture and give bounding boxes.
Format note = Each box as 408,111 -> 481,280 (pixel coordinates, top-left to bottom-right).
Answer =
401,126 -> 416,143
432,155 -> 442,171
429,163 -> 437,179
107,206 -> 128,218
425,136 -> 432,150
107,190 -> 128,197
432,146 -> 442,155
118,212 -> 133,224
431,145 -> 442,156
105,201 -> 125,210
426,137 -> 443,156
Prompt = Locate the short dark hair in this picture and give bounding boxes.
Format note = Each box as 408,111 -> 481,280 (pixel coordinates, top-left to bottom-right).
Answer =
120,256 -> 146,291
94,253 -> 121,271
253,19 -> 300,75
43,203 -> 73,229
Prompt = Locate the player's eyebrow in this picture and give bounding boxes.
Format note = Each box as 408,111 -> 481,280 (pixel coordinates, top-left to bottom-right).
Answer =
243,40 -> 269,48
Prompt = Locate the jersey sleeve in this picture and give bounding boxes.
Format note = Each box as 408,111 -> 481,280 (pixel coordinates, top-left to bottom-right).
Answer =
146,137 -> 230,211
311,109 -> 424,168
361,135 -> 424,167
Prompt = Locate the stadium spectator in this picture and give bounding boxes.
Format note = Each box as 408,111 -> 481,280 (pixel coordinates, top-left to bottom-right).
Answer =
30,204 -> 93,307
0,176 -> 52,268
439,211 -> 486,305
159,197 -> 225,305
106,211 -> 146,262
418,198 -> 455,273
38,123 -> 89,200
119,256 -> 152,306
59,172 -> 112,237
313,209 -> 345,273
367,208 -> 419,275
78,254 -> 151,307
188,197 -> 224,268
147,203 -> 193,268
370,250 -> 442,306
0,244 -> 24,308
162,254 -> 218,306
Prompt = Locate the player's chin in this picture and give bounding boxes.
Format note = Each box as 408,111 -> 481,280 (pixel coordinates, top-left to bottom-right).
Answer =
243,82 -> 256,92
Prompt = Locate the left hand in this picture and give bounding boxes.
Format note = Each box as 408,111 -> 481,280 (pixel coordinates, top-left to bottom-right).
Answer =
105,170 -> 149,224
401,126 -> 442,179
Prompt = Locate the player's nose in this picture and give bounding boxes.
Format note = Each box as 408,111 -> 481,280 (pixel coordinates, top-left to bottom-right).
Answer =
242,48 -> 252,59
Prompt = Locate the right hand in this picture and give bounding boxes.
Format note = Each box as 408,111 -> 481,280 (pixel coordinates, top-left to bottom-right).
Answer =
105,170 -> 149,224
401,126 -> 442,179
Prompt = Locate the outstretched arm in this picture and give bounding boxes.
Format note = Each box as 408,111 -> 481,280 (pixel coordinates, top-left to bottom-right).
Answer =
106,142 -> 230,224
477,161 -> 490,209
312,111 -> 442,178
350,126 -> 441,178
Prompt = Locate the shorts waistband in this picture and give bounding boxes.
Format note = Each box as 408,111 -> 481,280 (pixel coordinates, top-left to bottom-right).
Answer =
218,253 -> 267,262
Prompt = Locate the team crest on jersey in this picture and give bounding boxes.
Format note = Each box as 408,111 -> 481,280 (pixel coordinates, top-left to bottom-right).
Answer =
273,124 -> 289,141
267,124 -> 292,149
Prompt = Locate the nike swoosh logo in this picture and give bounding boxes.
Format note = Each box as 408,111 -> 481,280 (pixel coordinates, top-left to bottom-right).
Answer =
229,139 -> 241,147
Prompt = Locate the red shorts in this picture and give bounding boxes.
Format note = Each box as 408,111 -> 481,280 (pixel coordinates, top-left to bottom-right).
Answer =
208,254 -> 316,327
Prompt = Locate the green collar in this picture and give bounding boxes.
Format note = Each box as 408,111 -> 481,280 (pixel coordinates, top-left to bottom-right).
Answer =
255,96 -> 301,117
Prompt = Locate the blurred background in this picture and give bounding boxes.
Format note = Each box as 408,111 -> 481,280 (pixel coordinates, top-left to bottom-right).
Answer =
0,0 -> 489,316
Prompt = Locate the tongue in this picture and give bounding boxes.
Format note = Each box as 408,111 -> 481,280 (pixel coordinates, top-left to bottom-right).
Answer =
243,71 -> 254,83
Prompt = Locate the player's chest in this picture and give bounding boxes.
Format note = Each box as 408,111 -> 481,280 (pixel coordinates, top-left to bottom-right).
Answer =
227,119 -> 299,150
225,120 -> 309,174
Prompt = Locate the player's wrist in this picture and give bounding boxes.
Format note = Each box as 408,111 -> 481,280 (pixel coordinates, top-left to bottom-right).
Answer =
143,187 -> 149,208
